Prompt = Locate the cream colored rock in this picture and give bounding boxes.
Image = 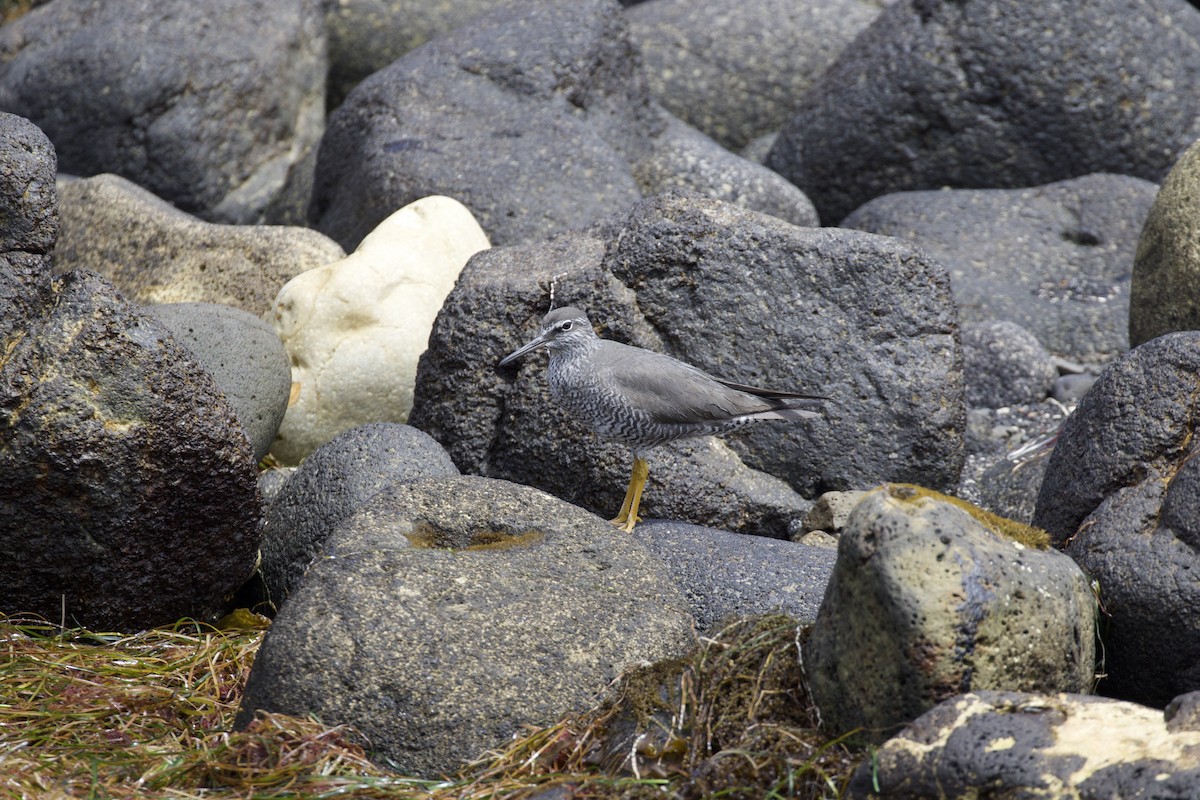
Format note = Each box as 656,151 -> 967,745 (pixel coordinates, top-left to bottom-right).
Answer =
270,196 -> 489,465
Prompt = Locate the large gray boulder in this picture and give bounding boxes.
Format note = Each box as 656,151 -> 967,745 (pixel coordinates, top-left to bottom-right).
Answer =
0,0 -> 326,223
767,0 -> 1200,223
310,0 -> 813,249
237,476 -> 694,778
847,690 -> 1200,798
842,174 -> 1157,365
0,115 -> 261,631
807,485 -> 1096,742
55,174 -> 344,316
410,193 -> 964,535
627,0 -> 882,151
1034,332 -> 1200,707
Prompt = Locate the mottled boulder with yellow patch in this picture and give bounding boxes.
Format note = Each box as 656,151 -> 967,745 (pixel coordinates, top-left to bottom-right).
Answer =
805,485 -> 1095,743
847,690 -> 1200,798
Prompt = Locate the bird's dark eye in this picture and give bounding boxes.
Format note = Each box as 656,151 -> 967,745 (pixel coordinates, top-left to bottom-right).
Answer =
559,320 -> 573,332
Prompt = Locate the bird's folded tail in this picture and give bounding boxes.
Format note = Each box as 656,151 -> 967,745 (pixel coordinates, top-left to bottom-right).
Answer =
750,406 -> 823,422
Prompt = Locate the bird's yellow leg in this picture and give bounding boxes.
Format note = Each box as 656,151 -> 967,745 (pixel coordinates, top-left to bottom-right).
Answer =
610,456 -> 649,533
610,467 -> 636,526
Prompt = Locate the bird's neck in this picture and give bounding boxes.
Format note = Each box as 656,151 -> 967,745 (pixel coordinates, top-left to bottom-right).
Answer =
547,337 -> 600,370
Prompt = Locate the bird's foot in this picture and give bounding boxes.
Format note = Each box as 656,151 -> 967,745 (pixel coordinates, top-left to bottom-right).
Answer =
609,514 -> 642,533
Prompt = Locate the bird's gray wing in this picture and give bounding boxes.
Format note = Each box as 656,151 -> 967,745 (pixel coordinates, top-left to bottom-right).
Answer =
595,342 -> 773,424
715,378 -> 828,403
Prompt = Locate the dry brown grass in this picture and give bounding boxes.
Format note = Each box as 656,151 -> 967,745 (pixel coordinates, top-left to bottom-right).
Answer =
0,612 -> 861,799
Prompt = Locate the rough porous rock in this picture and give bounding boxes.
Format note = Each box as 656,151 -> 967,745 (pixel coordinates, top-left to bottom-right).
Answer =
960,321 -> 1058,408
147,302 -> 292,462
237,476 -> 694,778
0,0 -> 326,223
627,0 -> 882,150
633,520 -> 836,631
54,174 -> 345,316
271,196 -> 490,465
767,0 -> 1200,223
311,0 -> 651,249
0,118 -> 260,629
1131,136 -> 1200,346
410,193 -> 964,535
806,485 -> 1096,743
847,690 -> 1200,799
310,0 -> 808,249
1033,332 -> 1200,707
842,174 -> 1157,364
256,423 -> 460,608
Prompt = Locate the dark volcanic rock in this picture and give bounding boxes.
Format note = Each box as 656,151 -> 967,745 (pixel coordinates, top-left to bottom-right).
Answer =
312,0 -> 654,249
0,270 -> 262,630
0,112 -> 56,343
767,0 -> 1200,223
0,0 -> 326,223
1034,332 -> 1200,707
311,0 -> 812,249
842,174 -> 1157,365
410,193 -> 963,534
0,113 -> 260,631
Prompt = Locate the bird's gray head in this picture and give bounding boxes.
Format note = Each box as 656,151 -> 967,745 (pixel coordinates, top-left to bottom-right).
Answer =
498,306 -> 597,367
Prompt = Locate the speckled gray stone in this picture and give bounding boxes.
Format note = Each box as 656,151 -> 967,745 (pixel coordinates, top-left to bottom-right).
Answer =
237,476 -> 694,778
1034,332 -> 1200,706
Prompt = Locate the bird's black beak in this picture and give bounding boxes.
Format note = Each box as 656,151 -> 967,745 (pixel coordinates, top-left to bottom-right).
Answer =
497,332 -> 549,369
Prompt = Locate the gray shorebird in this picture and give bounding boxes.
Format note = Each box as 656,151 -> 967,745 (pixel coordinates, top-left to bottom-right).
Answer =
498,306 -> 825,532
